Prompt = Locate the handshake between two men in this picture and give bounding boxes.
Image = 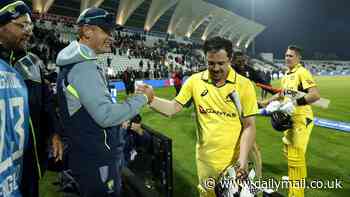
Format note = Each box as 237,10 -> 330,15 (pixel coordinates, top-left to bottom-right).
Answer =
135,83 -> 155,104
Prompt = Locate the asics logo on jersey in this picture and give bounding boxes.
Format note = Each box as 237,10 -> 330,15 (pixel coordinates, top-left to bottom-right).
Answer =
201,89 -> 208,97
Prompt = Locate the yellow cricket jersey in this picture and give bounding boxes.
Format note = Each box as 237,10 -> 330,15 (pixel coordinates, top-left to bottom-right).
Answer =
281,63 -> 317,117
175,67 -> 258,165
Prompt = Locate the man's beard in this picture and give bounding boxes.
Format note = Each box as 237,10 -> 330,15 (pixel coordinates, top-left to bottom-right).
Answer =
18,38 -> 31,52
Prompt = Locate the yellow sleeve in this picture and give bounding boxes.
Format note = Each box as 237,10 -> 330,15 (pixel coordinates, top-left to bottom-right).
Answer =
240,80 -> 259,117
299,69 -> 317,89
174,75 -> 194,106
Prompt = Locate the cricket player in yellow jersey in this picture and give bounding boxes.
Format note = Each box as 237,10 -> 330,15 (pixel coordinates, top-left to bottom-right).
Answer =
260,45 -> 320,197
138,37 -> 258,197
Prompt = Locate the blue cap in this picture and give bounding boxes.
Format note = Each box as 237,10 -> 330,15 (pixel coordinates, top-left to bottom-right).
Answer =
77,7 -> 119,33
0,0 -> 31,25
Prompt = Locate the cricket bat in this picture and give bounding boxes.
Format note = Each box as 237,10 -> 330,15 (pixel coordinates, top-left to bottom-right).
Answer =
256,83 -> 330,109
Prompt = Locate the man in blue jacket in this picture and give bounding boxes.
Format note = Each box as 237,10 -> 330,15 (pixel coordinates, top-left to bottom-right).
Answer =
0,1 -> 32,196
1,1 -> 64,196
56,8 -> 154,197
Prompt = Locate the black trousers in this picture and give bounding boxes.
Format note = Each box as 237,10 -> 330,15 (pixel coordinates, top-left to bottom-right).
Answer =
124,82 -> 135,95
72,159 -> 123,197
20,148 -> 40,197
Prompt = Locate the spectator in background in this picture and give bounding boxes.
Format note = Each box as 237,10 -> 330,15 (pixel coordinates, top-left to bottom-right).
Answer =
261,70 -> 272,99
111,44 -> 116,55
172,67 -> 183,96
121,114 -> 152,167
107,56 -> 112,67
232,51 -> 253,78
139,59 -> 143,69
144,68 -> 150,79
147,61 -> 151,70
123,66 -> 136,95
232,52 -> 276,96
136,68 -> 143,79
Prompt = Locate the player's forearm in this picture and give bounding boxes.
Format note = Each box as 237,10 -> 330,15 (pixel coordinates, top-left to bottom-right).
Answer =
259,93 -> 281,107
238,123 -> 256,169
304,87 -> 321,104
269,93 -> 283,103
149,97 -> 181,117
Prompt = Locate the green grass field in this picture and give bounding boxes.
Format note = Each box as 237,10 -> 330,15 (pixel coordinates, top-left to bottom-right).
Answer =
40,76 -> 350,197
